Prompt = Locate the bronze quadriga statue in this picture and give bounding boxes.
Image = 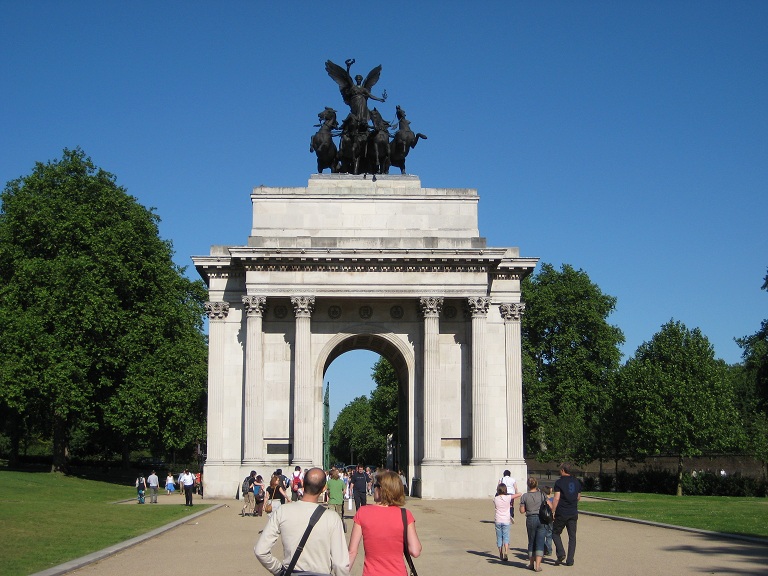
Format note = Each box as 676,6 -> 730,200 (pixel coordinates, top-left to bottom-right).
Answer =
311,59 -> 427,175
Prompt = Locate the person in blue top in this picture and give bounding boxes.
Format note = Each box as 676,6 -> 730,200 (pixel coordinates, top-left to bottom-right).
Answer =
551,462 -> 582,567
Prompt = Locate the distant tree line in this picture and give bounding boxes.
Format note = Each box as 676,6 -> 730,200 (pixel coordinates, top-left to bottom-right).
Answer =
0,149 -> 208,471
329,357 -> 398,467
521,263 -> 767,496
330,263 -> 767,496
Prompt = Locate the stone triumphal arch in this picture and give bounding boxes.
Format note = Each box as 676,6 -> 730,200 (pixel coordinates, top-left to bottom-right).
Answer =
193,175 -> 538,498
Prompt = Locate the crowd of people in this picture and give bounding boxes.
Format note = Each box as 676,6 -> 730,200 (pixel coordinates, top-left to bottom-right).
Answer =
135,469 -> 203,506
247,464 -> 420,576
136,462 -> 580,575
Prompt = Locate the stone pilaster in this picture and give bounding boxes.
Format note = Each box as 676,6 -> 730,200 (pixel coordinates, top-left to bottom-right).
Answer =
420,296 -> 443,463
242,295 -> 267,463
204,301 -> 230,462
291,295 -> 315,466
500,302 -> 525,460
468,296 -> 490,463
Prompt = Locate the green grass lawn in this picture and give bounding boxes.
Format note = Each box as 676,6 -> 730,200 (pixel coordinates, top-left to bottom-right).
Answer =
0,470 -> 210,576
580,492 -> 768,538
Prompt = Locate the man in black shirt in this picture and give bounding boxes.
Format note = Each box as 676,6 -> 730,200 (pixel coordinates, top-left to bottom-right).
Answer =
551,462 -> 582,567
349,464 -> 370,510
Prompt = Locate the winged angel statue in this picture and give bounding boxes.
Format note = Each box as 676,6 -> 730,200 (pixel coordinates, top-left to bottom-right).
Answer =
325,59 -> 387,131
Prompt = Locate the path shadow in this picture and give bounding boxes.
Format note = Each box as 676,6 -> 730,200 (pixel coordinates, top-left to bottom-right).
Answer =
466,549 -> 527,569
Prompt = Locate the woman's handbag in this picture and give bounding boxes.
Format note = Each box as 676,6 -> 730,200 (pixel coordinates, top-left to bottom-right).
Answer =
265,487 -> 274,514
401,508 -> 418,576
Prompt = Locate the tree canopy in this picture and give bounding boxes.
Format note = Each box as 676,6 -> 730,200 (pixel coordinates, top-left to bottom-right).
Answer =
521,262 -> 624,465
329,356 -> 399,467
0,148 -> 208,470
735,268 -> 768,477
620,319 -> 739,495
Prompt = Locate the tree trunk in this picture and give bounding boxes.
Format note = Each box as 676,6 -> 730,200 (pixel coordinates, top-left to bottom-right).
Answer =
7,411 -> 21,468
51,412 -> 68,473
122,442 -> 131,469
676,454 -> 684,496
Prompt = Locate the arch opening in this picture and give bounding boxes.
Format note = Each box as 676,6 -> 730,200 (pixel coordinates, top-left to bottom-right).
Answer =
320,332 -> 411,480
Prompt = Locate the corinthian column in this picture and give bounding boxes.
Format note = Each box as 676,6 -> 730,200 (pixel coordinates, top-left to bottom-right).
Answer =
291,295 -> 315,467
420,296 -> 443,464
204,301 -> 230,462
468,296 -> 490,463
500,303 -> 525,461
242,295 -> 267,463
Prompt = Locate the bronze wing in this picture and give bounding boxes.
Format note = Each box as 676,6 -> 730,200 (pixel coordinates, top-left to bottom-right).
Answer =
362,65 -> 382,91
325,60 -> 353,106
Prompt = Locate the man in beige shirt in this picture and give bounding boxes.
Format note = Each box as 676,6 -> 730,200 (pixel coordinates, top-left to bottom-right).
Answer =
255,467 -> 349,576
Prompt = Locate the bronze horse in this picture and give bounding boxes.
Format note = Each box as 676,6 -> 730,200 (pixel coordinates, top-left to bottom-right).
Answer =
310,107 -> 340,173
338,115 -> 368,175
366,108 -> 391,174
389,106 -> 427,174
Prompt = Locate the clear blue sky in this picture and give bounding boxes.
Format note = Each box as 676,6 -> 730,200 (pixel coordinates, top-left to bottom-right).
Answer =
2,2 -> 766,424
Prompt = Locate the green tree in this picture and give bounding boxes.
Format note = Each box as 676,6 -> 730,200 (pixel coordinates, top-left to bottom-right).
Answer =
369,357 -> 399,441
521,263 -> 624,465
0,148 -> 208,470
329,396 -> 384,465
735,268 -> 768,478
621,320 -> 739,495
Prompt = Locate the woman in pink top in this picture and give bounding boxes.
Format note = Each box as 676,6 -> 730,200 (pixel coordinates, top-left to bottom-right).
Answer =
349,470 -> 422,575
494,483 -> 518,562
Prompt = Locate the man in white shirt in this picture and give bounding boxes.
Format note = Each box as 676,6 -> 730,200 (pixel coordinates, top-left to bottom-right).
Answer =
147,470 -> 159,503
500,470 -> 518,523
180,468 -> 195,506
255,467 -> 349,576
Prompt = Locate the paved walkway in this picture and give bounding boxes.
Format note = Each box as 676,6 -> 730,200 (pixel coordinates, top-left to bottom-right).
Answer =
37,493 -> 768,576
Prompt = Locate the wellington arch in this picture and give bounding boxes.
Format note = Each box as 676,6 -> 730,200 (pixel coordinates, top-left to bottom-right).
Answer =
192,174 -> 538,498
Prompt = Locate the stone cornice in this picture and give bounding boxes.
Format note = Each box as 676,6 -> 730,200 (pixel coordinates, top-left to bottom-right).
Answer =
194,249 -> 538,284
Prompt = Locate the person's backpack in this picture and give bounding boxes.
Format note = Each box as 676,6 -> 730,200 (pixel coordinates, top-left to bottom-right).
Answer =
242,476 -> 251,495
291,475 -> 302,492
538,494 -> 553,524
137,477 -> 146,491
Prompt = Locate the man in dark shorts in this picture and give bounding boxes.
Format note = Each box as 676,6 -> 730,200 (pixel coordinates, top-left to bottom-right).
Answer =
551,462 -> 582,566
349,464 -> 370,510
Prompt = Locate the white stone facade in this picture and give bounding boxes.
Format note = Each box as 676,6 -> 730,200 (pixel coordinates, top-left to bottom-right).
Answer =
193,175 -> 538,498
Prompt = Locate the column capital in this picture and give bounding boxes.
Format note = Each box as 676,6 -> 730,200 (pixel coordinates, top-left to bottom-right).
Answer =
205,301 -> 230,320
291,295 -> 316,318
419,296 -> 444,318
500,302 -> 525,322
467,296 -> 490,317
242,295 -> 267,317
